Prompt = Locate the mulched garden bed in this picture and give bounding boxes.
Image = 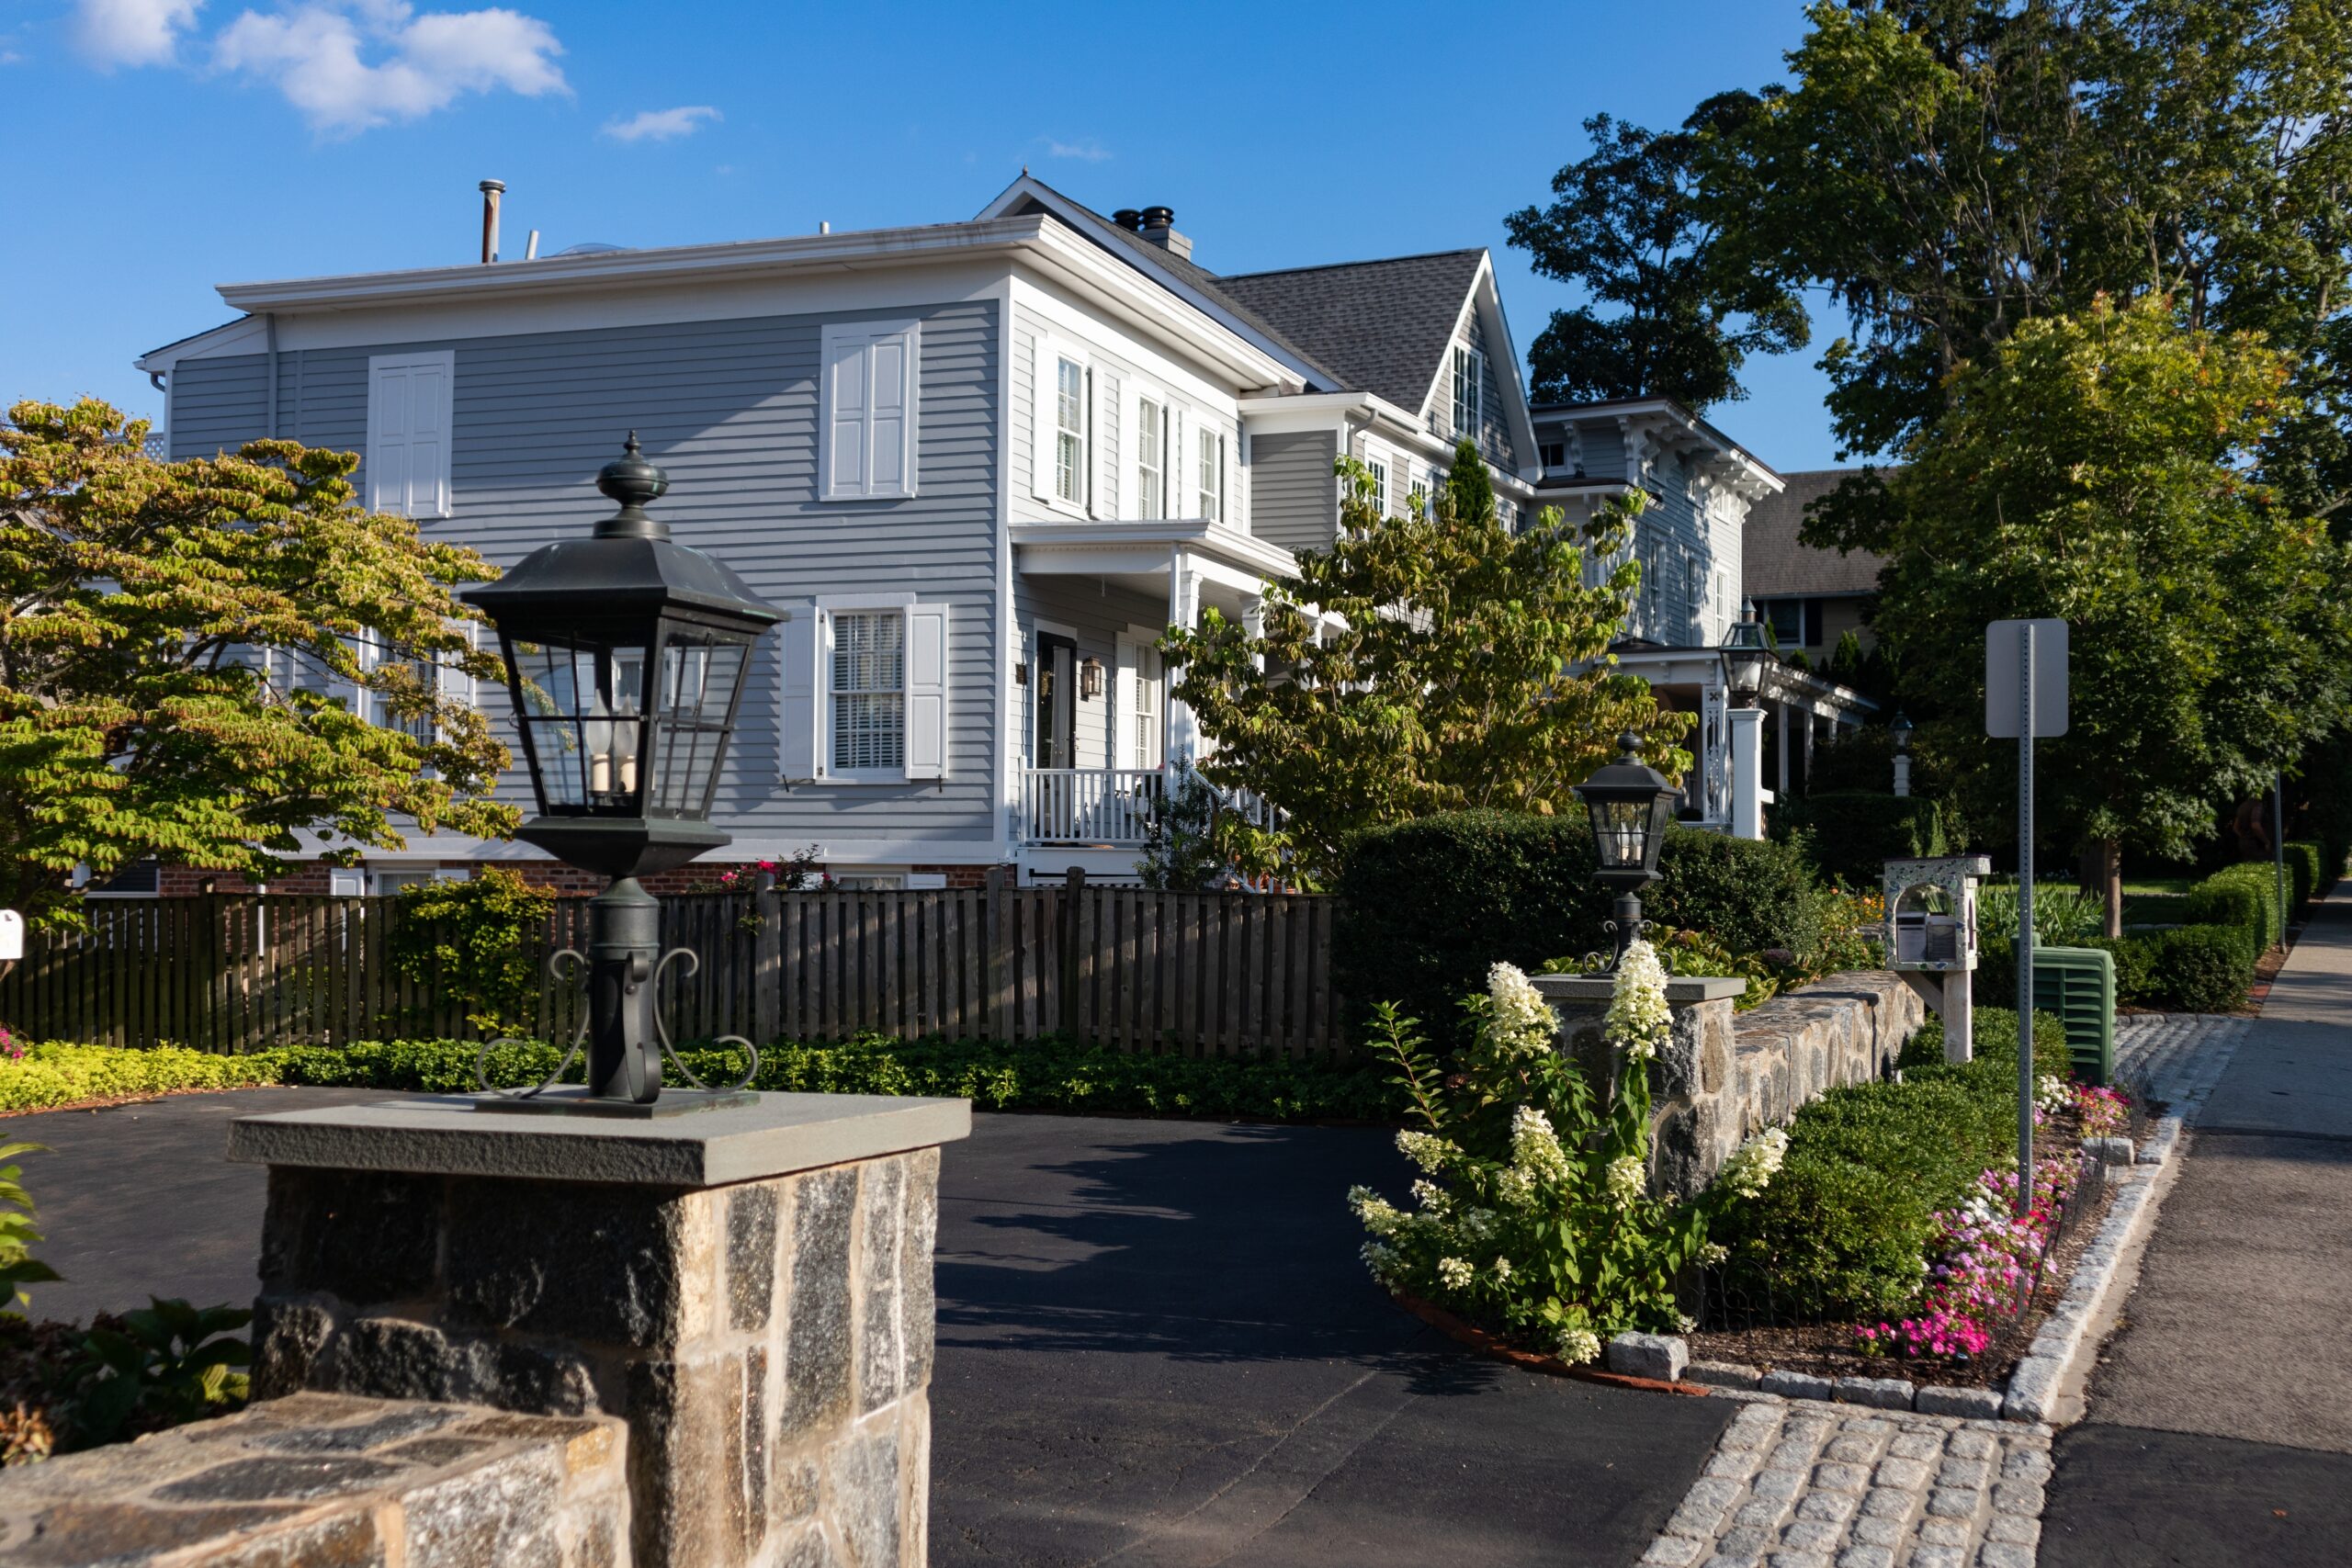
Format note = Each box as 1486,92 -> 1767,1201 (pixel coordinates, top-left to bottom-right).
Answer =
1684,1155 -> 2118,1390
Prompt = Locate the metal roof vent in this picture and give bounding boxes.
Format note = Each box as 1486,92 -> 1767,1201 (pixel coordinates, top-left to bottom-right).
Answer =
1136,206 -> 1191,262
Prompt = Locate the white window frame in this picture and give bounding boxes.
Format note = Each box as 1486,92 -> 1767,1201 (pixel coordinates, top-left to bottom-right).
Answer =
367,350 -> 455,520
1197,426 -> 1226,524
1133,387 -> 1169,519
826,606 -> 910,782
1360,437 -> 1393,518
818,320 -> 922,502
1452,345 -> 1484,440
781,594 -> 949,785
1033,337 -> 1096,519
1114,625 -> 1166,772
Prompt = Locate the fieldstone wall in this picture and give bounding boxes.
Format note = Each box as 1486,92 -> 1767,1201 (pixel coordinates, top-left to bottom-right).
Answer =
251,1146 -> 941,1568
1533,971 -> 1926,1196
0,1392 -> 627,1566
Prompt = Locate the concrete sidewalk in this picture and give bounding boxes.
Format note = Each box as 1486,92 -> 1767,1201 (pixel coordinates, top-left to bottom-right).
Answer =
2042,881 -> 2352,1566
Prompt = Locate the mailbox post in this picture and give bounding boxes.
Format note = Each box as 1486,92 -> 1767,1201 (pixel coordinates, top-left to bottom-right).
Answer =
1883,855 -> 1993,1063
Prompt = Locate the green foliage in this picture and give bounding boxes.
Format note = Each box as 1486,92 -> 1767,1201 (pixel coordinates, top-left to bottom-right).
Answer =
1860,299 -> 2350,930
1503,109 -> 1806,410
2150,926 -> 2256,1013
0,1145 -> 59,1316
2185,860 -> 2290,951
55,1300 -> 250,1450
1159,441 -> 1688,886
0,400 -> 519,927
1135,763 -> 1233,891
1976,883 -> 2108,950
388,866 -> 558,1034
1715,1009 -> 2065,1318
1334,811 -> 1821,1048
1351,958 -> 1747,1359
0,1045 -> 281,1115
1771,792 -> 1945,886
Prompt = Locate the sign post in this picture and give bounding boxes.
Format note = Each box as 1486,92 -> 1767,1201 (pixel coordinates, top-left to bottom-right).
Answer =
1987,618 -> 2068,1214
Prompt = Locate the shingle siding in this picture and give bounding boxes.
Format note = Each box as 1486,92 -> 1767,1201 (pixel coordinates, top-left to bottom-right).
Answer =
1250,429 -> 1338,556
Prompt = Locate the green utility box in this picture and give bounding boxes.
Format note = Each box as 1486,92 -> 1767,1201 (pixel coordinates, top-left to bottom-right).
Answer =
2032,945 -> 2116,1085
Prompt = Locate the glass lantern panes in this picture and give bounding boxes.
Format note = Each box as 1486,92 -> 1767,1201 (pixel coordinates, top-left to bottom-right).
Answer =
1593,799 -> 1650,871
647,636 -> 749,816
512,638 -> 650,814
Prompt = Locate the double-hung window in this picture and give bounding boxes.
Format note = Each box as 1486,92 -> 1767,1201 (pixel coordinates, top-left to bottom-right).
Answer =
1054,356 -> 1088,507
1197,429 -> 1225,523
1452,345 -> 1483,439
829,611 -> 906,775
1362,441 -> 1389,517
1135,396 -> 1166,518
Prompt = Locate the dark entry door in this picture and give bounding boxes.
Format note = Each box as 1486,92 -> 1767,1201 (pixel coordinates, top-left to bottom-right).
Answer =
1036,635 -> 1077,769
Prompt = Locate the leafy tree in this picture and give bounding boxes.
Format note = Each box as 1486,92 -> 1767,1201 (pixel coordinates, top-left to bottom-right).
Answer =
1871,298 -> 2350,932
1506,109 -> 1807,410
0,400 -> 517,924
1159,439 -> 1690,886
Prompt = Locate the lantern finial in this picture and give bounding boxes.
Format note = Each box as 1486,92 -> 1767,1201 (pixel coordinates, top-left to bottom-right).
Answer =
596,431 -> 672,540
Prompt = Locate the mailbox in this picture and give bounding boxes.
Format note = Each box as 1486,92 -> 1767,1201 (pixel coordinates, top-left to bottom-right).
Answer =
1882,856 -> 1993,1064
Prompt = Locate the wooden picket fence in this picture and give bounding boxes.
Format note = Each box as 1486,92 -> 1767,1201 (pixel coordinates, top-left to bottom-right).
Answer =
0,881 -> 1346,1059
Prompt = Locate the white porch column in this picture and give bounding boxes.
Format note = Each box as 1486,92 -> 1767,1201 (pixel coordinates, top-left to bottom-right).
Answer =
1165,547 -> 1204,766
1729,707 -> 1771,840
1893,754 -> 1913,798
1775,701 -> 1791,796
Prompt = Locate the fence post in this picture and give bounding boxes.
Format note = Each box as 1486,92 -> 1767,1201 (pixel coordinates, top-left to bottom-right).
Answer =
753,874 -> 782,1046
984,865 -> 1012,1040
1059,866 -> 1085,1041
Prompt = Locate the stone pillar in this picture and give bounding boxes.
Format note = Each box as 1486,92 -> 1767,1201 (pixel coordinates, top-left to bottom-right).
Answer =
1531,973 -> 1746,1196
1728,707 -> 1770,840
231,1092 -> 971,1568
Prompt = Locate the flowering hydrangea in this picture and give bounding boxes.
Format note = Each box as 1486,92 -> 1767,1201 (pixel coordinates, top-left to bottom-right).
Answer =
1349,1186 -> 1404,1237
1395,1130 -> 1452,1173
1605,940 -> 1673,1061
1606,1155 -> 1645,1209
1437,1257 -> 1474,1290
1484,962 -> 1557,1059
1555,1326 -> 1601,1365
1510,1105 -> 1571,1184
1719,1126 -> 1789,1199
1492,1256 -> 1513,1280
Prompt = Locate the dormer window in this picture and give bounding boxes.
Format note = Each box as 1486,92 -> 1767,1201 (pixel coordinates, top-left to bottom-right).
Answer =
1452,346 -> 1483,438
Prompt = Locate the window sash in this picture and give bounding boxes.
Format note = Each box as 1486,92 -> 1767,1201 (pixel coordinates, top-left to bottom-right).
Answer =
1453,346 -> 1483,437
1197,431 -> 1223,523
830,611 -> 906,773
1054,358 -> 1086,506
1136,399 -> 1164,518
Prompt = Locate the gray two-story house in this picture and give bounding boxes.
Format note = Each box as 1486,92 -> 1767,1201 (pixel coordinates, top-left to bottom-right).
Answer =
131,175 -> 1839,891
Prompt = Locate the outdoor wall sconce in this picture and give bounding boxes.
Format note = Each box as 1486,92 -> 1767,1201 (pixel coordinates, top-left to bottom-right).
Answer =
1574,732 -> 1678,967
1079,656 -> 1104,701
1722,600 -> 1773,707
461,434 -> 780,1114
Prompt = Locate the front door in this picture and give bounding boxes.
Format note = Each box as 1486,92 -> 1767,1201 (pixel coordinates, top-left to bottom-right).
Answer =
1036,635 -> 1077,769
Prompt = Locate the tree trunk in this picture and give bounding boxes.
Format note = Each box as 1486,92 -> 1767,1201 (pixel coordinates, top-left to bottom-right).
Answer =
2091,837 -> 2123,939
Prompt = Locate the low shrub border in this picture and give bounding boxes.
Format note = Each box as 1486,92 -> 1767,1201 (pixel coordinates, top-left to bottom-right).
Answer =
0,1036 -> 1403,1124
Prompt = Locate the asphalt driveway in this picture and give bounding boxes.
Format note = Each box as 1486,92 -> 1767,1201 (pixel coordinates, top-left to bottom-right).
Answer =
11,1089 -> 1727,1567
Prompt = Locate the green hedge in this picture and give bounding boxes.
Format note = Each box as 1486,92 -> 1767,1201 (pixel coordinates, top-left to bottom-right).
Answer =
2185,861 -> 2288,952
1770,792 -> 1947,886
1976,923 -> 2254,1014
1333,811 -> 1821,1047
1713,1009 -> 2068,1319
0,1036 -> 1402,1124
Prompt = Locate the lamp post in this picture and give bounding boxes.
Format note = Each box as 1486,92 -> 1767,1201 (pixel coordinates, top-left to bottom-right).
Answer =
1891,710 -> 1915,799
1575,732 -> 1679,967
462,434 -> 781,1115
1723,600 -> 1773,708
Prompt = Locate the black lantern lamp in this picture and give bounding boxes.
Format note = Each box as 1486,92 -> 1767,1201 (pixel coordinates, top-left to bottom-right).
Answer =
1723,599 -> 1773,707
1575,732 -> 1679,966
1890,710 -> 1915,754
462,434 -> 780,1115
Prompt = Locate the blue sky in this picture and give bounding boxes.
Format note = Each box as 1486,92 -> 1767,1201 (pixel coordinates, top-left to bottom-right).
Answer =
2,0 -> 1850,470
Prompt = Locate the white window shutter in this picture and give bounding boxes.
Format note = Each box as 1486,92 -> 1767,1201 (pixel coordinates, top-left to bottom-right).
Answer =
1031,336 -> 1055,502
870,330 -> 911,496
777,606 -> 819,780
1087,368 -> 1105,518
368,363 -> 412,515
1112,636 -> 1136,770
904,603 -> 949,780
822,332 -> 868,500
410,359 -> 449,516
367,353 -> 452,517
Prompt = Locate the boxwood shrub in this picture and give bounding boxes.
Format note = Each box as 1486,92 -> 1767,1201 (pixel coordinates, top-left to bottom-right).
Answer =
1976,923 -> 2252,1013
2184,861 -> 2286,952
1711,1008 -> 2067,1320
1769,792 -> 1947,887
1333,811 -> 1820,1047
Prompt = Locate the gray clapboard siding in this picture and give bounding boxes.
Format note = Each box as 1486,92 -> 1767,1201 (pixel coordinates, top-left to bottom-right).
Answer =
168,301 -> 1002,851
1011,577 -> 1168,772
1250,429 -> 1338,556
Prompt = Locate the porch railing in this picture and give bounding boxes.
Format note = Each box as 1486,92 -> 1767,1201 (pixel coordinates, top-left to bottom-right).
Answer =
1021,767 -> 1165,844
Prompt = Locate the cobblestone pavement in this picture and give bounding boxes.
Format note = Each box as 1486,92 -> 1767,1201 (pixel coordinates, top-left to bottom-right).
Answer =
1640,1398 -> 2052,1568
2111,1013 -> 2246,1107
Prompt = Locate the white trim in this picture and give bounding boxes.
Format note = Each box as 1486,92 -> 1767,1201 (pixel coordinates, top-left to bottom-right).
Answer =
1035,334 -> 1094,518
817,319 -> 922,502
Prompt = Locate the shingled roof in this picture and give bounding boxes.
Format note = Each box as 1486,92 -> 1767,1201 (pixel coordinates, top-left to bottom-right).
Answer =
1742,468 -> 1886,599
1215,252 -> 1488,412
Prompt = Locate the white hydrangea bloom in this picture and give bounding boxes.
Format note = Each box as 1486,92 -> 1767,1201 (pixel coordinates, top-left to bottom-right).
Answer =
1437,1256 -> 1474,1290
1361,1242 -> 1398,1280
1496,1168 -> 1535,1209
1606,1154 -> 1645,1208
1409,1178 -> 1451,1214
1555,1326 -> 1601,1365
1700,1241 -> 1729,1266
1720,1125 -> 1790,1199
1605,940 -> 1673,1061
1486,962 -> 1557,1058
1509,1105 -> 1571,1184
1349,1185 -> 1405,1236
1458,1207 -> 1498,1243
1396,1130 -> 1452,1172
1492,1256 -> 1513,1280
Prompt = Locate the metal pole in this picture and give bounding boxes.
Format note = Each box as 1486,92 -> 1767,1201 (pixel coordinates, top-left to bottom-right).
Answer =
2274,772 -> 2288,947
2017,622 -> 2035,1215
587,875 -> 663,1103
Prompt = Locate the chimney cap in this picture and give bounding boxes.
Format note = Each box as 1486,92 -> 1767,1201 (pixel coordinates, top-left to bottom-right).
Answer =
1111,209 -> 1144,231
1139,205 -> 1174,231
479,178 -> 506,194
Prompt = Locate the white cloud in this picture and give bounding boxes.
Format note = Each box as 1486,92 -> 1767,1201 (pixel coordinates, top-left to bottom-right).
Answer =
212,3 -> 566,134
602,105 -> 720,143
1043,137 -> 1111,163
74,0 -> 204,69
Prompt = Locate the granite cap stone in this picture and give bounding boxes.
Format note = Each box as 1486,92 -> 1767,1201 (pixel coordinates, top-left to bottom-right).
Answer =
1533,974 -> 1749,1003
230,1091 -> 972,1188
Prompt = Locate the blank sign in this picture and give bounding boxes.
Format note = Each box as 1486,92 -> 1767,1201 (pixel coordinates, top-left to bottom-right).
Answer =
1985,618 -> 2069,738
